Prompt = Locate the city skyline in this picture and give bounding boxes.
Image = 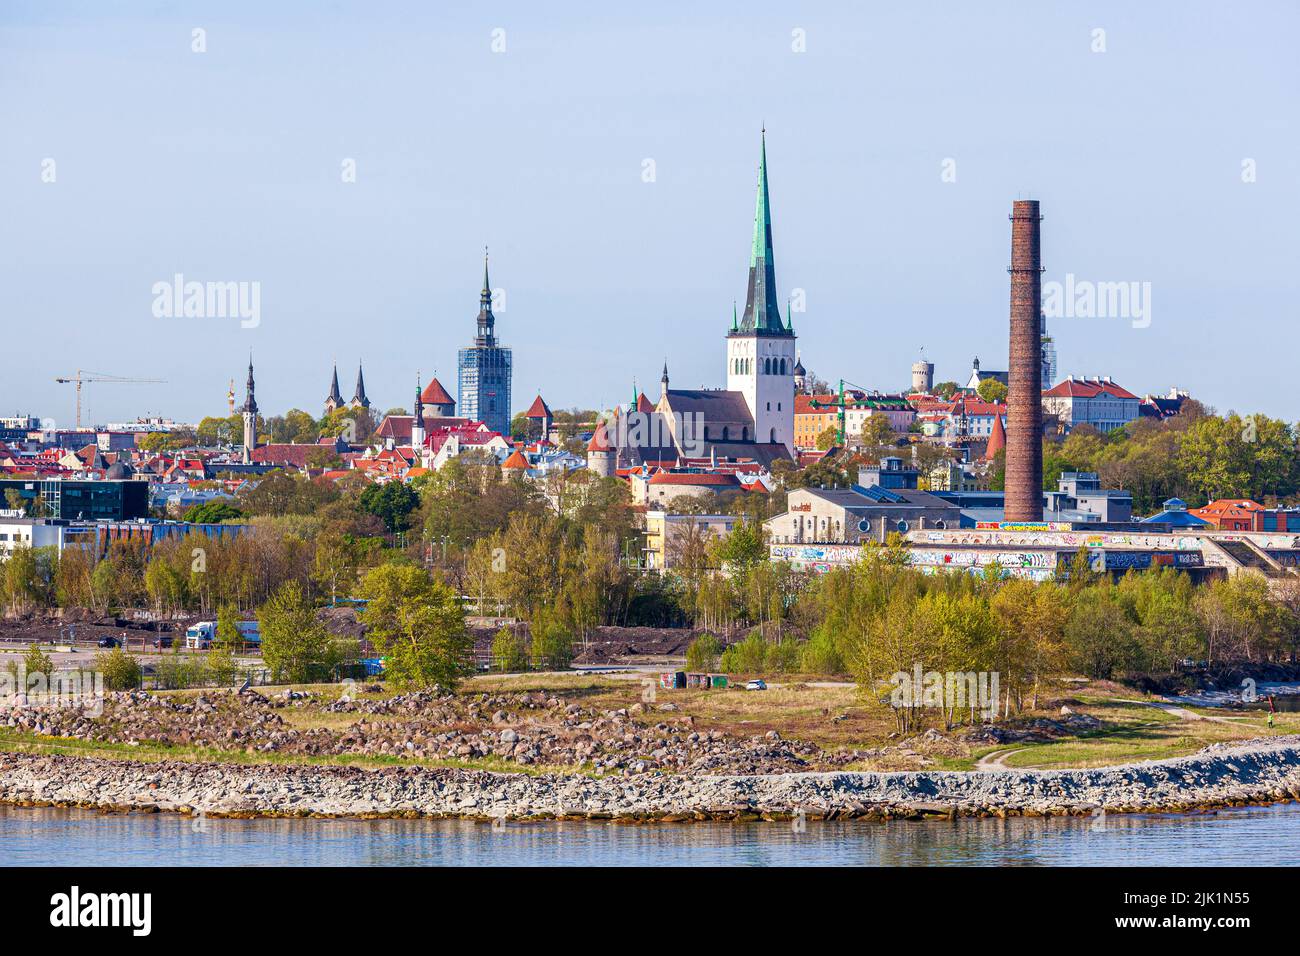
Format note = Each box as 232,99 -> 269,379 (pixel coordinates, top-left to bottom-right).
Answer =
3,1 -> 1297,425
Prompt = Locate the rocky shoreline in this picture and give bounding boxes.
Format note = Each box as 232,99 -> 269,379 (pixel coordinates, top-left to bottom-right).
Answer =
3,736 -> 1300,823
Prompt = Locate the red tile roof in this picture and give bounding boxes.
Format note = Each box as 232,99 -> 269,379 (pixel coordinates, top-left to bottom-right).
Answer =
951,400 -> 1007,417
795,395 -> 837,415
525,395 -> 552,419
502,450 -> 530,469
1042,378 -> 1139,400
420,377 -> 455,406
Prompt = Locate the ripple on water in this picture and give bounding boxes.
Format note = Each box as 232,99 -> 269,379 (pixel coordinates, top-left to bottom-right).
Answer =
1,803 -> 1295,867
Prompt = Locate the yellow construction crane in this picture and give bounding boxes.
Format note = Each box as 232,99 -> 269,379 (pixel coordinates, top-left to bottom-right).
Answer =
54,370 -> 167,430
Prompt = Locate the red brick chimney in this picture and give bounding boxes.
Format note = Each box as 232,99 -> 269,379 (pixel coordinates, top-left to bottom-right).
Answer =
1005,200 -> 1043,521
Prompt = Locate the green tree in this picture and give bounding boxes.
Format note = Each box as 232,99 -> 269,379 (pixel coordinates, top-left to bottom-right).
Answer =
184,500 -> 245,523
94,648 -> 142,691
858,414 -> 896,447
685,633 -> 722,671
529,609 -> 574,671
215,603 -> 242,650
359,481 -> 420,533
491,626 -> 528,672
815,424 -> 839,450
258,581 -> 331,683
976,378 -> 1009,403
359,564 -> 474,689
23,644 -> 54,681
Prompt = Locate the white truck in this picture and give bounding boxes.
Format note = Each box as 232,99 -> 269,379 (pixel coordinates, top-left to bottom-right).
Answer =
185,620 -> 260,649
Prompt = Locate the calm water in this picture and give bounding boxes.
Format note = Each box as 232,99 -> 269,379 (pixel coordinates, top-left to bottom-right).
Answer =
2,803 -> 1298,866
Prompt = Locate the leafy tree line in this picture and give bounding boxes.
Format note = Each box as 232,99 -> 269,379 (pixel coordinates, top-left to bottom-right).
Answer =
987,404 -> 1300,513
678,540 -> 1300,729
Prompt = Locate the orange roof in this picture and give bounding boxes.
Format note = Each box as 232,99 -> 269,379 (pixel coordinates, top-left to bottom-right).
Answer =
525,395 -> 552,419
502,450 -> 530,469
587,420 -> 612,452
636,393 -> 655,414
1192,499 -> 1265,519
419,377 -> 454,406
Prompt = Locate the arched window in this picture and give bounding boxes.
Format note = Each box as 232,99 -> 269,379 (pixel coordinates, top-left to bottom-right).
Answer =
770,428 -> 777,443
779,358 -> 787,375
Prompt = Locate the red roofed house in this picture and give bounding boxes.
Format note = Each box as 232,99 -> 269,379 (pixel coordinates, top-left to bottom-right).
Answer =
1041,376 -> 1140,433
1189,499 -> 1300,533
794,394 -> 839,450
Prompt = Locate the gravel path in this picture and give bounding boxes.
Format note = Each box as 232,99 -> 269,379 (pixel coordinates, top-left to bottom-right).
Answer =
3,735 -> 1299,822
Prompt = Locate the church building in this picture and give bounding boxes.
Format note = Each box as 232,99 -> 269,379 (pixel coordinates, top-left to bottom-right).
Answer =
595,131 -> 797,474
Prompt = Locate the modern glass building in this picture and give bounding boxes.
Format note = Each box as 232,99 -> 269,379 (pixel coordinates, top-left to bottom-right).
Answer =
457,253 -> 512,436
0,479 -> 148,521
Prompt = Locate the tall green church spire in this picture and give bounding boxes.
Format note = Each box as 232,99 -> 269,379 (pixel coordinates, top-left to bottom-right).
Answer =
738,128 -> 786,335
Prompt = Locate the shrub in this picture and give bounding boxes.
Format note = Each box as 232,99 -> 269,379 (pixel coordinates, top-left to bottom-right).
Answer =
719,632 -> 767,674
491,627 -> 528,672
530,613 -> 574,671
764,640 -> 800,673
94,648 -> 142,691
685,633 -> 722,672
798,628 -> 845,675
156,645 -> 209,690
23,644 -> 54,680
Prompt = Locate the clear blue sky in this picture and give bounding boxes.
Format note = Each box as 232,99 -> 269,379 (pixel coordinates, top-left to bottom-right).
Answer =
2,1 -> 1297,426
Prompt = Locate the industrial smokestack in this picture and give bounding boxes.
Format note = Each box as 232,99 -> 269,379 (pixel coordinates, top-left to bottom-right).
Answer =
1005,199 -> 1043,521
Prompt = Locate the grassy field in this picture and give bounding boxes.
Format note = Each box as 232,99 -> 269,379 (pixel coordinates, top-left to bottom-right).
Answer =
1,672 -> 1291,774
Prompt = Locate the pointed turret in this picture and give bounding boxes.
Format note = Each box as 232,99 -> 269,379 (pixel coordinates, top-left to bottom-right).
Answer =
738,128 -> 786,335
352,363 -> 370,410
411,374 -> 426,449
241,355 -> 258,464
325,364 -> 343,413
241,356 -> 258,416
475,246 -> 496,346
985,406 -> 1007,461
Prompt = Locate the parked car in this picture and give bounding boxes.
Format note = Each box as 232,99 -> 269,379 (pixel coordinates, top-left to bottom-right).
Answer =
96,636 -> 120,648
745,679 -> 767,691
150,635 -> 174,650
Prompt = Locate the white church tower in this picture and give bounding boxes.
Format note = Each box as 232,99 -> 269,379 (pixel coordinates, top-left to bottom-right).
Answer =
726,129 -> 796,451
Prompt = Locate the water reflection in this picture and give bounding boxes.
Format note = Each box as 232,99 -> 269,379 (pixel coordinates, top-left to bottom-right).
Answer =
1,803 -> 1293,867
